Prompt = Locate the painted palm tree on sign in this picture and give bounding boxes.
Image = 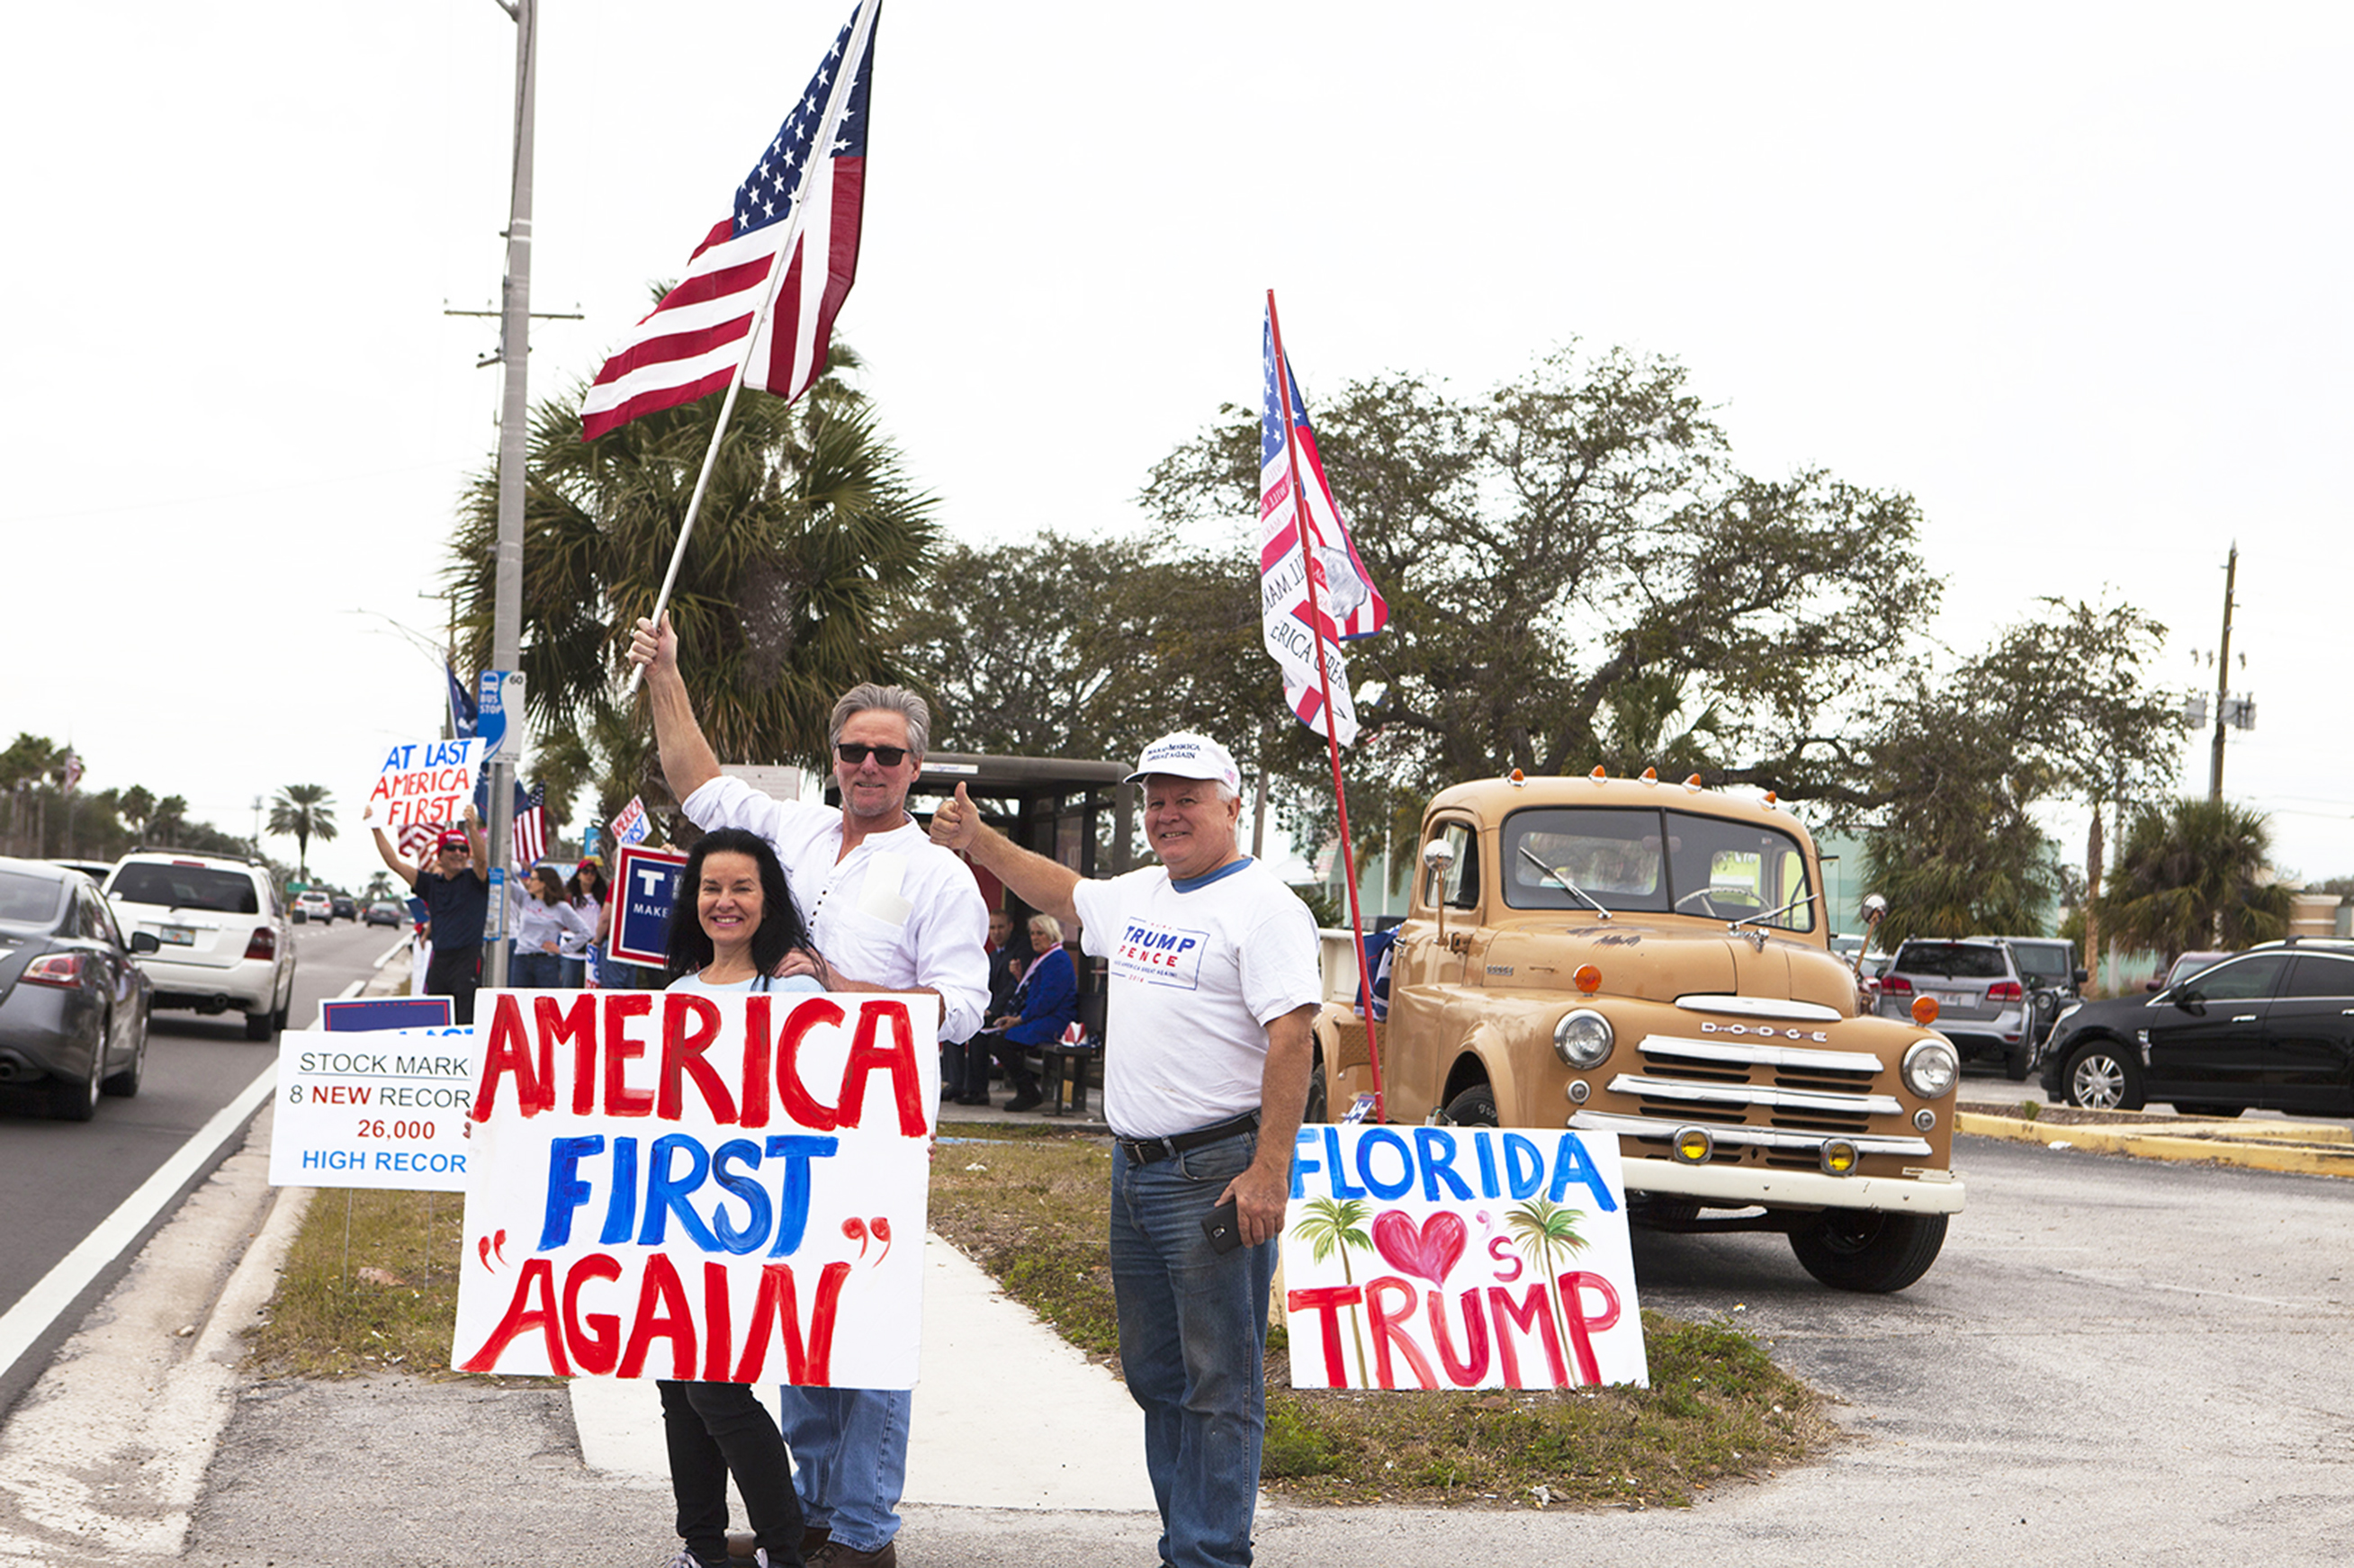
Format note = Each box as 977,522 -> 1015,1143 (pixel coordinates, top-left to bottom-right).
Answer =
268,784 -> 338,881
1290,1195 -> 1374,1386
1505,1196 -> 1588,1356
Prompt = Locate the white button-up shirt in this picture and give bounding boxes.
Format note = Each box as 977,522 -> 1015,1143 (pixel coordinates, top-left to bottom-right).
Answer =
683,774 -> 991,1043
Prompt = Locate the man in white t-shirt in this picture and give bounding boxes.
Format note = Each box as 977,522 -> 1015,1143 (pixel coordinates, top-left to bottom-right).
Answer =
929,731 -> 1319,1568
630,613 -> 989,1568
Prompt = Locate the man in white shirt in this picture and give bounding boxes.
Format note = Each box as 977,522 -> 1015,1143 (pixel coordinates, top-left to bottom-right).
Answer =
929,731 -> 1319,1568
630,613 -> 988,1568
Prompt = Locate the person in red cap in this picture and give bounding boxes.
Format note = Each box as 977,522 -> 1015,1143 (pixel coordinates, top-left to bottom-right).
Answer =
372,805 -> 491,1022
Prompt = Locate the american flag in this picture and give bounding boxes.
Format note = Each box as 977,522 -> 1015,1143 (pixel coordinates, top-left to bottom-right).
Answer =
1258,300 -> 1388,744
580,1 -> 880,442
511,783 -> 547,871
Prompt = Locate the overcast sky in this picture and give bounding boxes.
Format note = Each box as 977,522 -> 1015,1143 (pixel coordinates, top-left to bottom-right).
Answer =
6,2 -> 2347,894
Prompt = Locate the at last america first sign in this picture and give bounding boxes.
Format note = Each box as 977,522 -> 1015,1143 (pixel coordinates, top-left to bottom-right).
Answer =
452,988 -> 938,1387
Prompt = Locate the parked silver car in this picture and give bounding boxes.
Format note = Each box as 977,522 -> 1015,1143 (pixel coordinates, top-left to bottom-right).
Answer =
1875,937 -> 2035,1080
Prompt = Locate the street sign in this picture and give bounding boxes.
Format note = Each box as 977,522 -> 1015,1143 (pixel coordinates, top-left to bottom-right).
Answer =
476,670 -> 526,762
610,842 -> 688,968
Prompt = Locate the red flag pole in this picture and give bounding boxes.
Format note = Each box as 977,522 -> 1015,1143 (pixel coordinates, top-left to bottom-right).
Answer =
1266,289 -> 1385,1124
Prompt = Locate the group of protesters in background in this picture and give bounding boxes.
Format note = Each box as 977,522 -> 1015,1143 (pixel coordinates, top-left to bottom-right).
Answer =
373,811 -> 616,1019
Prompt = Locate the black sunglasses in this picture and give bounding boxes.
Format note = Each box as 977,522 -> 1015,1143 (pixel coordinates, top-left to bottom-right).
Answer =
836,742 -> 911,767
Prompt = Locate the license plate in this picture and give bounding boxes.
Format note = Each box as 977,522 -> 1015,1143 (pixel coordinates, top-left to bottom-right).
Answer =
1935,990 -> 1970,1008
159,926 -> 195,946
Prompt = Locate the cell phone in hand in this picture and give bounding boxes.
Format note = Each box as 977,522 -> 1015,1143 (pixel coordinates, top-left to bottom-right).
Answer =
1201,1197 -> 1242,1254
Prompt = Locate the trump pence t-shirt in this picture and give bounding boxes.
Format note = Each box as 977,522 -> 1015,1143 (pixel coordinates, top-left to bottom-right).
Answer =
1072,856 -> 1322,1141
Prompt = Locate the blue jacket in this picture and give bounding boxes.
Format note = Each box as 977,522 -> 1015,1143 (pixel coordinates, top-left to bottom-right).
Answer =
1002,945 -> 1079,1046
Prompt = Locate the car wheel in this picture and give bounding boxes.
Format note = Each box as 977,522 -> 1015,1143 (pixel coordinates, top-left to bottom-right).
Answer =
49,1036 -> 102,1122
2003,1046 -> 2032,1082
103,1004 -> 148,1098
245,1008 -> 277,1043
1789,1210 -> 1948,1293
2172,1102 -> 2245,1118
1442,1083 -> 1498,1127
2063,1038 -> 2144,1110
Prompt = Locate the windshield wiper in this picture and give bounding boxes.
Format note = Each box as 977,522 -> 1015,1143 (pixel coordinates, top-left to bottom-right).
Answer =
1728,891 -> 1817,934
1516,846 -> 1611,919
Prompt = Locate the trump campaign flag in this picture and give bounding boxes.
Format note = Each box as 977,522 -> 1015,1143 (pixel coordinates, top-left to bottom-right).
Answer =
1260,302 -> 1388,746
580,1 -> 880,441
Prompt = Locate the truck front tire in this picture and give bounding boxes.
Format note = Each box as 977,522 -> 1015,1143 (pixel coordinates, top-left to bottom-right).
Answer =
1789,1210 -> 1947,1293
1442,1083 -> 1498,1127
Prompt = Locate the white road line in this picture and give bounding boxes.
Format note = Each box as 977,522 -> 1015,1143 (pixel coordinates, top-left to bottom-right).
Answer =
0,1062 -> 277,1386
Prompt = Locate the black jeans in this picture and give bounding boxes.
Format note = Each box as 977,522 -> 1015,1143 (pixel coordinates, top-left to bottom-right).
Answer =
658,1379 -> 805,1566
424,943 -> 482,1025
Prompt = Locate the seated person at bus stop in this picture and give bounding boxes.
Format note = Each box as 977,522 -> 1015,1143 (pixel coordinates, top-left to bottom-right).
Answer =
966,913 -> 1078,1111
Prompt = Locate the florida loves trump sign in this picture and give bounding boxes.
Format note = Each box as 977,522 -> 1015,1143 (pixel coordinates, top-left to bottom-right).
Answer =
452,988 -> 938,1388
1281,1124 -> 1649,1391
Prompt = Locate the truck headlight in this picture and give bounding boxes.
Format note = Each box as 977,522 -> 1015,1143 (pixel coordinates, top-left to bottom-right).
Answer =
1552,1008 -> 1613,1069
1902,1037 -> 1959,1099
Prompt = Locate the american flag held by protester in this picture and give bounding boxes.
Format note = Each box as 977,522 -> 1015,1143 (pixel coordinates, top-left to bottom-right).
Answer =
1258,303 -> 1388,745
579,1 -> 880,442
510,783 -> 547,870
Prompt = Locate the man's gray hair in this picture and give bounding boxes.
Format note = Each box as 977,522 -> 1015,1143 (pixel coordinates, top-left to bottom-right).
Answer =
829,683 -> 932,759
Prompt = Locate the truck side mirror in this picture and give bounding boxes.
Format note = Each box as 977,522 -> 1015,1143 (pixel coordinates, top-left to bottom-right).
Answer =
1422,838 -> 1455,943
1859,893 -> 1888,928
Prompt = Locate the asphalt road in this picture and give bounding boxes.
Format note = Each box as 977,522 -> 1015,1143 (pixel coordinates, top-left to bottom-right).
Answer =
175,1133 -> 2354,1566
0,918 -> 403,1416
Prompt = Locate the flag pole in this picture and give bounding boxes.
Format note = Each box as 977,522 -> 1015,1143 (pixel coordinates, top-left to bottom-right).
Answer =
621,0 -> 883,704
1267,289 -> 1386,1123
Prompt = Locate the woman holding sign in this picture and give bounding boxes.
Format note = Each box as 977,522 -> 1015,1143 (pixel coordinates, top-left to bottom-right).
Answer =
656,827 -> 822,1568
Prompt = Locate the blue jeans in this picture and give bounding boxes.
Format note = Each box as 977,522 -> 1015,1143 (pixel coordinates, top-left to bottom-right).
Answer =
775,1385 -> 909,1552
1110,1129 -> 1277,1568
559,955 -> 587,989
508,947 -> 564,988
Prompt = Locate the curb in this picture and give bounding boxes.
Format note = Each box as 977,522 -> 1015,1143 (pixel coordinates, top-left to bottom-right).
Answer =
1956,1109 -> 2354,1179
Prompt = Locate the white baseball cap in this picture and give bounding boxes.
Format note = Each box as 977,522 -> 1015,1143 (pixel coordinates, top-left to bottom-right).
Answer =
1126,732 -> 1242,793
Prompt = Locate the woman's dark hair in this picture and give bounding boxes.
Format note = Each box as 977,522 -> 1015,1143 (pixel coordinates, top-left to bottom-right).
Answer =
663,828 -> 809,980
569,861 -> 609,904
528,865 -> 567,904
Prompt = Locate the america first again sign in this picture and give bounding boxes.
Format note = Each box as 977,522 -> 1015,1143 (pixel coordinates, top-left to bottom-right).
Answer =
451,989 -> 939,1387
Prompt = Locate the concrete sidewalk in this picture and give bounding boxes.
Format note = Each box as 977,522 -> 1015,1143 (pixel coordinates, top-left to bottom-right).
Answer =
568,1229 -> 1154,1513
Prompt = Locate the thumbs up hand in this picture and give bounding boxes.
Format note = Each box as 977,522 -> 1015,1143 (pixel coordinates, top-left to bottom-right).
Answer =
929,781 -> 978,851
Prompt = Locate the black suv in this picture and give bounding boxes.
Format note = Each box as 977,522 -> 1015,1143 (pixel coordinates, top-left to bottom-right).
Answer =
2037,938 -> 2354,1116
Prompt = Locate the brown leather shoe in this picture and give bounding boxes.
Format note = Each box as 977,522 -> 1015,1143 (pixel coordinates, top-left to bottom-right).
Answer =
798,1526 -> 831,1557
805,1540 -> 897,1568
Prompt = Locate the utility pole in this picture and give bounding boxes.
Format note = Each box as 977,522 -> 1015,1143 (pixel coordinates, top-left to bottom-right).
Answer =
2207,543 -> 2236,803
483,0 -> 537,989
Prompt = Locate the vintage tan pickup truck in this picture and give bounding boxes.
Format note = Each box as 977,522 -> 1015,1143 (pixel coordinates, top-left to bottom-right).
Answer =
1314,770 -> 1964,1293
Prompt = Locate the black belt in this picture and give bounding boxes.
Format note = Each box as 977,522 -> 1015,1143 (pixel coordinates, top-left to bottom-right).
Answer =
1116,1109 -> 1261,1165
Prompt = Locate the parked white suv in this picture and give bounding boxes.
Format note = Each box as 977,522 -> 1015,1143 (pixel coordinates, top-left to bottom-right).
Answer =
103,852 -> 297,1041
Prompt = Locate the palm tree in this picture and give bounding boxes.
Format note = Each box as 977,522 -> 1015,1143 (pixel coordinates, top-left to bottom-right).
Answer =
1505,1196 -> 1588,1362
268,784 -> 338,881
364,870 -> 398,901
2098,797 -> 2293,956
1289,1196 -> 1375,1385
447,335 -> 937,791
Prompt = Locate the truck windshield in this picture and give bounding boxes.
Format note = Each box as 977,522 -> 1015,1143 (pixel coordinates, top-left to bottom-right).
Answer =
1500,806 -> 1816,932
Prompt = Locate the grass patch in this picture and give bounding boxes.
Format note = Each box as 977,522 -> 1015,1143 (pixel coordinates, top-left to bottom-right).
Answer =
928,1129 -> 1834,1510
246,1187 -> 524,1381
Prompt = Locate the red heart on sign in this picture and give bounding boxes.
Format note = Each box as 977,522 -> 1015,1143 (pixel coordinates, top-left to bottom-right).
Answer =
1371,1209 -> 1467,1286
